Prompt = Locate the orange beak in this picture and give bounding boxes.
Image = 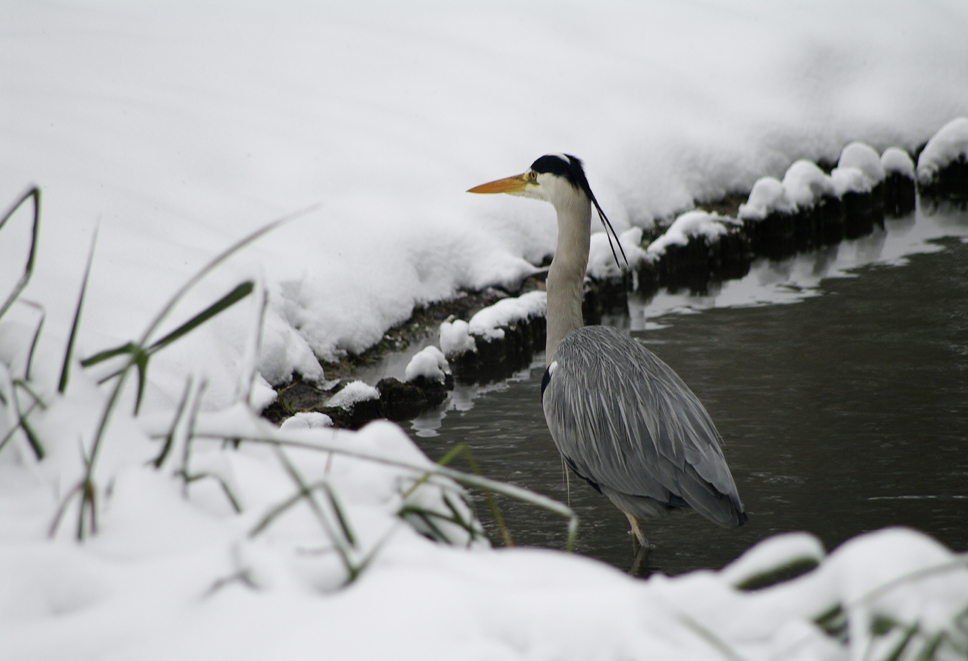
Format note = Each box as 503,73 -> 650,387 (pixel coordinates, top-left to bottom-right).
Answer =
467,173 -> 530,194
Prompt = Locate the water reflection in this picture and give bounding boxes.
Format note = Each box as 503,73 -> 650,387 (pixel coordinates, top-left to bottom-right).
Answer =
405,205 -> 968,575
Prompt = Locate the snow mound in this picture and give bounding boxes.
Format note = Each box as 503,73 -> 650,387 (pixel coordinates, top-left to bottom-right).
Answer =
837,141 -> 885,187
781,160 -> 837,208
881,147 -> 916,177
439,319 -> 476,357
917,116 -> 968,185
831,166 -> 873,196
647,211 -> 733,256
280,411 -> 333,429
404,345 -> 450,384
467,291 -> 547,341
738,177 -> 796,221
325,380 -> 380,410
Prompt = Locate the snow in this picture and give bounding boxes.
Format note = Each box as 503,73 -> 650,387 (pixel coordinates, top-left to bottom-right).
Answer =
881,147 -> 916,177
324,381 -> 380,410
917,116 -> 968,185
830,166 -> 873,196
837,141 -> 885,187
403,345 -> 450,384
738,177 -> 796,221
647,211 -> 733,256
279,412 -> 333,430
3,1 -> 968,658
439,319 -> 477,357
467,290 -> 547,341
781,160 -> 837,208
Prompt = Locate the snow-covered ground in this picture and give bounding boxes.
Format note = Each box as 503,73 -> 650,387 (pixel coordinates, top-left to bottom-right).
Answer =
3,2 -> 968,659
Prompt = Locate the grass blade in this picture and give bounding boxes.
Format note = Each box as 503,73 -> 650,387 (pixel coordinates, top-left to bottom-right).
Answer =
152,376 -> 194,469
147,281 -> 254,355
59,224 -> 99,393
81,342 -> 139,368
0,187 -> 41,320
320,482 -> 356,548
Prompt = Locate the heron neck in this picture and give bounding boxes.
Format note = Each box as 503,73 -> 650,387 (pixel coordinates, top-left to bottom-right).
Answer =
545,195 -> 591,365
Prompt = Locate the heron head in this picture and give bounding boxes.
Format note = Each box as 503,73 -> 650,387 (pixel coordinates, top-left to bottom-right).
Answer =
467,153 -> 629,268
467,153 -> 592,206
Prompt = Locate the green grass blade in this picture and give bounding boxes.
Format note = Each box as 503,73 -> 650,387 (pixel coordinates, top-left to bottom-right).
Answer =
81,342 -> 139,368
146,281 -> 254,356
59,225 -> 99,393
0,187 -> 41,320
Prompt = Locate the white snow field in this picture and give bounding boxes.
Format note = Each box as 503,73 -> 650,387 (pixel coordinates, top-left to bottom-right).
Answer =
3,1 -> 968,659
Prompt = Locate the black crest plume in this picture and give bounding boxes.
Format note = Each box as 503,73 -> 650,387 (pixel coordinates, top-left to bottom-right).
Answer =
530,154 -> 629,270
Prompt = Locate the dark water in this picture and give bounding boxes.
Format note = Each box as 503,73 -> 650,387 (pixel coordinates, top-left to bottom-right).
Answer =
405,206 -> 968,576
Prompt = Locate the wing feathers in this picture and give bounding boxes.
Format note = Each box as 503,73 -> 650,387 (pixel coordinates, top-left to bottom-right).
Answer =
542,325 -> 745,527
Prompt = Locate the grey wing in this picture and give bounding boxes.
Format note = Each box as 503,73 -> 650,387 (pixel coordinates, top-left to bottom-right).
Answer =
542,325 -> 745,528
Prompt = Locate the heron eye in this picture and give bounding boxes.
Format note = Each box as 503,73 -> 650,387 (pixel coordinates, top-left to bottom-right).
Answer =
528,171 -> 538,182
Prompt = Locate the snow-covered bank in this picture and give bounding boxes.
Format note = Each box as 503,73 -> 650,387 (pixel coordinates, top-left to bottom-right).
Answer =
4,0 -> 968,411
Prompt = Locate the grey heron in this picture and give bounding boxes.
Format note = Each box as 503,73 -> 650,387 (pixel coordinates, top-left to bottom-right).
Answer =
468,154 -> 747,553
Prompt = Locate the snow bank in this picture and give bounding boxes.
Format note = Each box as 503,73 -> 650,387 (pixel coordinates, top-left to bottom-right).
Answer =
4,2 -> 968,413
741,141 -> 887,220
917,116 -> 968,185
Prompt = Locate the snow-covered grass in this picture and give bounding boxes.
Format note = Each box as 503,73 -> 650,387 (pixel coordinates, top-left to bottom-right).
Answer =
4,1 -> 968,658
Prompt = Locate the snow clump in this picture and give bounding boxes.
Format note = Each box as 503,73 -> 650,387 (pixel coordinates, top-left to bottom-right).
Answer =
830,166 -> 872,196
467,291 -> 546,341
404,345 -> 450,384
781,160 -> 836,208
837,141 -> 885,187
325,380 -> 380,410
738,177 -> 796,221
917,116 -> 968,185
439,319 -> 477,357
647,211 -> 732,256
881,147 -> 916,177
279,411 -> 333,429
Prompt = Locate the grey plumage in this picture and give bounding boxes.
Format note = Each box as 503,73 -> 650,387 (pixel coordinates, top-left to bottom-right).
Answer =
542,325 -> 746,528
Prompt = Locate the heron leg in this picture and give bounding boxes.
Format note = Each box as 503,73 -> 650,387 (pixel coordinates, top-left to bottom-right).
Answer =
625,512 -> 649,550
625,513 -> 652,576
